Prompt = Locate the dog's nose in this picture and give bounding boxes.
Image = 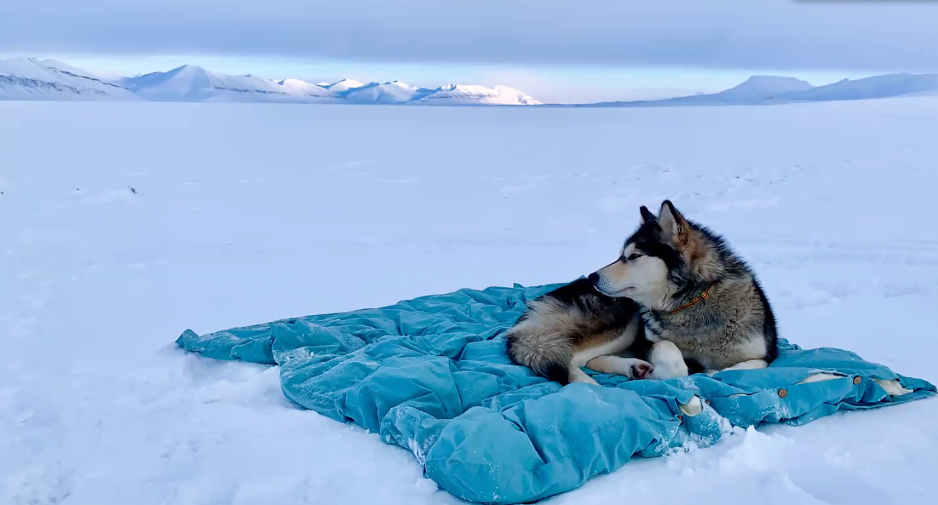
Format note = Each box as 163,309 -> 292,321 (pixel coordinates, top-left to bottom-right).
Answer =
588,272 -> 600,284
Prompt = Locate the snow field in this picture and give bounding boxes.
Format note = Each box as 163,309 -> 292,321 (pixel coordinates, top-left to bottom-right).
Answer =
2,98 -> 937,504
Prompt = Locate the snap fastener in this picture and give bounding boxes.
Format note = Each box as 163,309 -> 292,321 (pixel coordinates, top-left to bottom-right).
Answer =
778,388 -> 788,398
853,376 -> 862,385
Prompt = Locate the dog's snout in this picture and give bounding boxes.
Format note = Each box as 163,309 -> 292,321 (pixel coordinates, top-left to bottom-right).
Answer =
588,272 -> 600,284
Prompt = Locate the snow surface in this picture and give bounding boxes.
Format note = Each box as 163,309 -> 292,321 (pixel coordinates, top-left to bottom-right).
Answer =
2,98 -> 937,505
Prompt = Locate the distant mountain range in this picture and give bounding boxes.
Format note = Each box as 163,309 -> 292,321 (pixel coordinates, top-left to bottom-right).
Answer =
0,58 -> 140,101
3,57 -> 938,107
0,58 -> 541,106
581,74 -> 938,107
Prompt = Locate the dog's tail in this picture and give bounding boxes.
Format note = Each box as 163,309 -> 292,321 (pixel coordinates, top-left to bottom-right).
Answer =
505,300 -> 574,385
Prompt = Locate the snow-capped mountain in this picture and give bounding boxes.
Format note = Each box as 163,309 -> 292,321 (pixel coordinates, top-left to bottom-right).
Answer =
0,56 -> 539,106
39,59 -> 125,83
333,81 -> 542,105
11,56 -> 935,108
721,76 -> 815,100
770,73 -> 938,103
418,84 -> 542,105
344,81 -> 434,104
321,79 -> 366,94
276,78 -> 336,99
588,73 -> 938,107
0,57 -> 139,101
110,64 -> 543,106
123,65 -> 341,103
590,76 -> 815,107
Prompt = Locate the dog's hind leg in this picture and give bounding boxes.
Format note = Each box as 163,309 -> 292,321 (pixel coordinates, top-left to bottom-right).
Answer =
569,325 -> 642,382
648,341 -> 689,380
706,359 -> 769,375
568,367 -> 600,385
587,356 -> 653,379
722,359 -> 768,371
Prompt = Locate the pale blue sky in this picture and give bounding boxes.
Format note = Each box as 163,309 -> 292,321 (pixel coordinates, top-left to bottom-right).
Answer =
3,0 -> 936,103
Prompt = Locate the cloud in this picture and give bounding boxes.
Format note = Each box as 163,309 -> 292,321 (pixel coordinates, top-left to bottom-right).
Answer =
3,0 -> 938,72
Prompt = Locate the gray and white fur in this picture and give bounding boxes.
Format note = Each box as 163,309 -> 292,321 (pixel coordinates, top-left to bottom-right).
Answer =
506,200 -> 778,384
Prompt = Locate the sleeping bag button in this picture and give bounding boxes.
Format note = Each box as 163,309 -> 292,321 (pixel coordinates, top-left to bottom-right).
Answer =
778,388 -> 788,398
853,376 -> 862,385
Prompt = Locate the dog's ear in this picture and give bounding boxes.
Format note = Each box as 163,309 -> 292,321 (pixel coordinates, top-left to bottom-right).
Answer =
657,200 -> 690,246
640,206 -> 658,225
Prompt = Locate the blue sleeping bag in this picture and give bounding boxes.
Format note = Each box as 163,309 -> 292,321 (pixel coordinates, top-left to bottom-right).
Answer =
176,283 -> 935,504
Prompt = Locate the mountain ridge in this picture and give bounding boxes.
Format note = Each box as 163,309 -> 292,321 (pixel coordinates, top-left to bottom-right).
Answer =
4,57 -> 938,106
1,59 -> 542,105
583,73 -> 938,107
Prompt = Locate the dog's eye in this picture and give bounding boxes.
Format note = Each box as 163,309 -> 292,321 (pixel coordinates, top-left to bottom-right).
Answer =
626,253 -> 643,261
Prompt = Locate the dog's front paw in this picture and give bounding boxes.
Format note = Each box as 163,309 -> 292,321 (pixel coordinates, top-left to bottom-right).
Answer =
650,359 -> 690,380
631,362 -> 654,380
648,340 -> 689,380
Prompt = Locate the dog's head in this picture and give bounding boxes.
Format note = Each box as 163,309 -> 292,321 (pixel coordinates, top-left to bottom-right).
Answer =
590,200 -> 720,308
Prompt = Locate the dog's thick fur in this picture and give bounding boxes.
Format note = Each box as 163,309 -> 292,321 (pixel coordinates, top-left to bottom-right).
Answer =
506,200 -> 778,385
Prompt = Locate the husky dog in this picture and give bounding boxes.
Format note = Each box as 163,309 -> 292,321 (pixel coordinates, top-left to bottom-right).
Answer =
506,200 -> 778,385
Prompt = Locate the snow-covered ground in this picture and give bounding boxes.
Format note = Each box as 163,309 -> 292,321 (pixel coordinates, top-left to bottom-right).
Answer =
2,99 -> 937,505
